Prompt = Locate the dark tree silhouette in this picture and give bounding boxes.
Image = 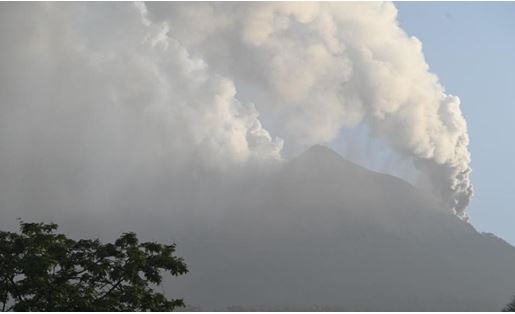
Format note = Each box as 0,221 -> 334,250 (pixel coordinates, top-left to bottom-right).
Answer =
0,221 -> 188,311
504,296 -> 515,312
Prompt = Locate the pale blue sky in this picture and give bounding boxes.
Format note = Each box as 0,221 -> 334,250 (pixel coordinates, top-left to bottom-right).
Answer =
396,2 -> 515,245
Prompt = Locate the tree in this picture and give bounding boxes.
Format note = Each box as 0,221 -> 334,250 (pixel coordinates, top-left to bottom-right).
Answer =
0,221 -> 188,311
504,296 -> 515,312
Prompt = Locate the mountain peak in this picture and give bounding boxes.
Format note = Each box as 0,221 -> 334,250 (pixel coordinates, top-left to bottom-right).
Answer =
292,144 -> 367,176
304,144 -> 341,157
297,144 -> 344,163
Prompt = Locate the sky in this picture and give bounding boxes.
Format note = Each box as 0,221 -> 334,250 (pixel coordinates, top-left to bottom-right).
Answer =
396,2 -> 515,245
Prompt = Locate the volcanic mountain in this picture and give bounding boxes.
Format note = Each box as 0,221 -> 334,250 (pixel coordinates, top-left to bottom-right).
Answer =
167,145 -> 515,311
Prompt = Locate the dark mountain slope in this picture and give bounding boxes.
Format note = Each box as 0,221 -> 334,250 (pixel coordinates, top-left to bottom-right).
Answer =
167,145 -> 515,311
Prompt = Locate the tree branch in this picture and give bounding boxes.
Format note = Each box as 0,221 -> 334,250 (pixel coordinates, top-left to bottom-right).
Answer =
95,258 -> 130,303
97,277 -> 124,301
8,277 -> 24,303
1,277 -> 7,312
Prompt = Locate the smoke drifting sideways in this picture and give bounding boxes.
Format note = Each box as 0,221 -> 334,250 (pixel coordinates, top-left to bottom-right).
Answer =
0,2 -> 472,222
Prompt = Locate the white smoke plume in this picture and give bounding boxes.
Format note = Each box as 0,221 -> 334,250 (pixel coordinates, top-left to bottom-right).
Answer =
143,2 -> 473,217
0,2 -> 472,218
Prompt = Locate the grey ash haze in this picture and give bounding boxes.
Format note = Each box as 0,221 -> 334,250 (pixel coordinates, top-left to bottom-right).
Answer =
0,2 -> 512,311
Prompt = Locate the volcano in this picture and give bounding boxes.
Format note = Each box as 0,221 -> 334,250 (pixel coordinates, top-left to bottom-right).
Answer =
166,145 -> 515,311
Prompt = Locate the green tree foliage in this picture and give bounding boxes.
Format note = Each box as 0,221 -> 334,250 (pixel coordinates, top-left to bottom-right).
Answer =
504,296 -> 515,312
0,221 -> 188,311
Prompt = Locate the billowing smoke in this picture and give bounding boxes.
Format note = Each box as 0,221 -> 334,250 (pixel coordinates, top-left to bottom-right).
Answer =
142,2 -> 473,217
0,2 -> 472,219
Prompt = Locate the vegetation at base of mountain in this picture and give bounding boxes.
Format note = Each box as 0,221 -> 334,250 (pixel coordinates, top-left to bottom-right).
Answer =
0,221 -> 187,311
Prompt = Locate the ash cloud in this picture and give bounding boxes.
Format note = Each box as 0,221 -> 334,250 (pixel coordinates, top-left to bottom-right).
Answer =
144,2 -> 473,217
0,1 -> 472,226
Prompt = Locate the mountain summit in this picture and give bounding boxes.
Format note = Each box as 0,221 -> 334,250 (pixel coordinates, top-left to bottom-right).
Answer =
169,146 -> 515,311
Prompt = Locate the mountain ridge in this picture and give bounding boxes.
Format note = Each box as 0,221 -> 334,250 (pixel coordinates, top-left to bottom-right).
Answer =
164,145 -> 515,311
